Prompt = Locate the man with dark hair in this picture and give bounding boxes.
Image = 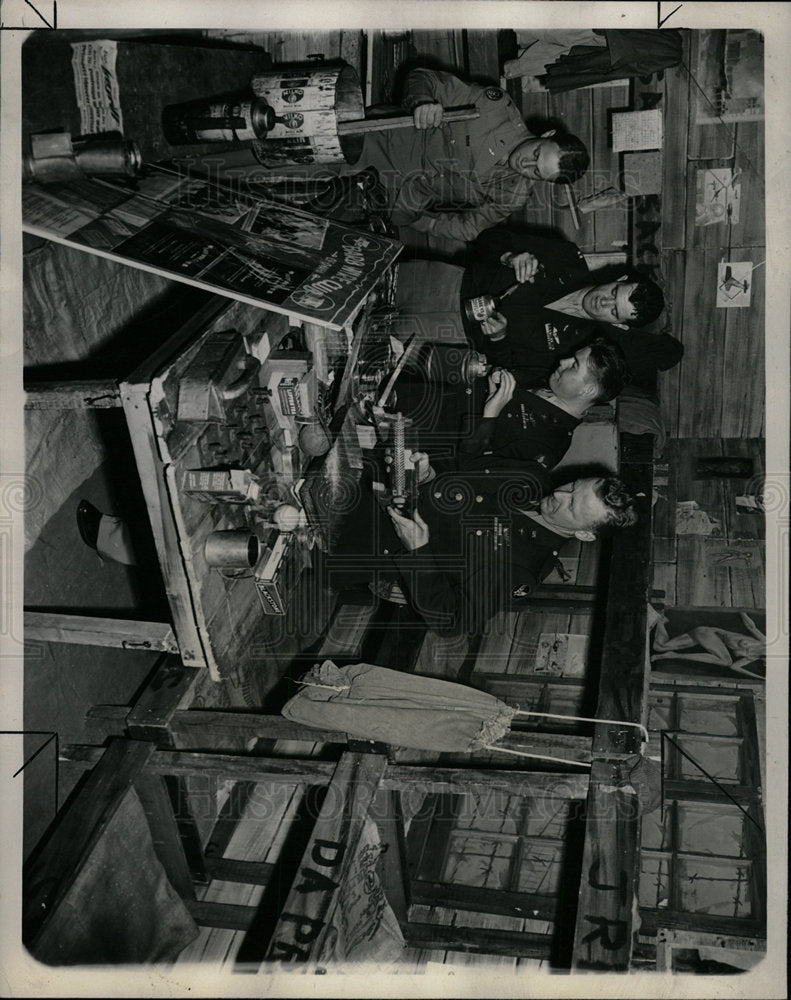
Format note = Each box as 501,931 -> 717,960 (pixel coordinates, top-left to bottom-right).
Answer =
395,336 -> 629,474
325,448 -> 637,637
460,338 -> 628,469
356,66 -> 590,243
390,226 -> 679,394
460,227 -> 677,390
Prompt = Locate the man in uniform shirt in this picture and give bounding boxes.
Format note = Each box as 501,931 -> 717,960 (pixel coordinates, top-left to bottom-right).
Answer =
460,227 -> 676,393
290,67 -> 588,243
393,335 -> 629,474
325,451 -> 637,637
390,226 -> 678,395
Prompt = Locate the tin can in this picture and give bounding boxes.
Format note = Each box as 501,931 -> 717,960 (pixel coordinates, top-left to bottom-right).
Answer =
162,95 -> 276,145
464,294 -> 497,323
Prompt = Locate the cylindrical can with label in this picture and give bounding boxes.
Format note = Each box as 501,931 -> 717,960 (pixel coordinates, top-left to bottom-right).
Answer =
162,95 -> 276,145
251,61 -> 364,166
463,282 -> 520,324
464,294 -> 497,323
422,344 -> 491,386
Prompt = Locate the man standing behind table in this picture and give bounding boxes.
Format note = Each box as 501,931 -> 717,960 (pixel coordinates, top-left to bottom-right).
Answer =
355,67 -> 589,243
325,450 -> 637,637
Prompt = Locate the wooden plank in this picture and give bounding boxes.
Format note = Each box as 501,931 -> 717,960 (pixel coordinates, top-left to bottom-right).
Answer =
204,857 -> 275,885
23,611 -> 179,653
404,921 -> 551,960
147,750 -> 337,784
171,710 -> 348,748
657,249 -> 686,437
383,768 -> 589,798
639,908 -> 764,941
676,249 -> 728,437
23,379 -> 122,409
133,771 -> 200,898
651,562 -> 677,608
410,880 -> 558,922
721,248 -> 765,438
371,788 -> 411,928
674,537 -> 733,606
687,31 -> 738,161
464,29 -> 500,84
571,761 -> 641,970
23,740 -> 154,945
127,659 -> 201,744
589,84 -> 629,252
120,379 -> 207,668
264,751 -> 387,964
548,88 -> 595,250
731,120 -> 765,248
660,37 -> 691,250
590,435 -> 654,755
720,438 -> 765,540
186,900 -> 260,931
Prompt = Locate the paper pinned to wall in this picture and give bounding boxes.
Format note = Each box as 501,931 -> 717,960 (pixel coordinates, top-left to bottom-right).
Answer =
716,261 -> 754,307
611,109 -> 663,152
534,633 -> 589,677
71,40 -> 124,136
696,168 -> 742,225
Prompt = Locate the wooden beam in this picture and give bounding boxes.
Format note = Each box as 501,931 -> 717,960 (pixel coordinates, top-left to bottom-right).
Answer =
24,611 -> 179,654
382,767 -> 589,798
147,750 -> 337,784
203,857 -> 275,885
24,379 -> 122,409
264,751 -> 388,965
186,900 -> 260,931
410,880 -> 558,922
127,659 -> 201,744
371,788 -> 411,928
404,922 -> 552,960
132,771 -> 201,898
170,709 -> 347,747
591,433 -> 655,756
639,908 -> 764,941
570,760 -> 641,971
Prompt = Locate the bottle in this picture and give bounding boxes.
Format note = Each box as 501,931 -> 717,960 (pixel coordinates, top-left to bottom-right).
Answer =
464,282 -> 520,323
162,95 -> 276,145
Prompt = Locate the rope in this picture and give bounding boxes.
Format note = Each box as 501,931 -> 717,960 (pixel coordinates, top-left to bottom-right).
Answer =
482,745 -> 592,768
514,709 -> 649,745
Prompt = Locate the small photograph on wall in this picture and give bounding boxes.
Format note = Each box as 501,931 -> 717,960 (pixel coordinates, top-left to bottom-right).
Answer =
695,29 -> 764,124
695,167 -> 741,226
650,607 -> 766,681
716,261 -> 754,308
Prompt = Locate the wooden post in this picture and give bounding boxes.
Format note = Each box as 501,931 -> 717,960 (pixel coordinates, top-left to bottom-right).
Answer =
24,380 -> 122,409
263,751 -> 388,966
24,611 -> 179,653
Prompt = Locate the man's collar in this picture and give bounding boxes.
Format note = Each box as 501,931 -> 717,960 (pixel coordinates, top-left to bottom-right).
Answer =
545,286 -> 591,318
530,386 -> 588,420
519,509 -> 574,538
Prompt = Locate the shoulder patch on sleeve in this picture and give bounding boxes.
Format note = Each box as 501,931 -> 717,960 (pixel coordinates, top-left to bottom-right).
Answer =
485,87 -> 503,101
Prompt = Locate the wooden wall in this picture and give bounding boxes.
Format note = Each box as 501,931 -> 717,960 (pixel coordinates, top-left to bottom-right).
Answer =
658,31 -> 765,440
651,438 -> 765,610
517,81 -> 630,254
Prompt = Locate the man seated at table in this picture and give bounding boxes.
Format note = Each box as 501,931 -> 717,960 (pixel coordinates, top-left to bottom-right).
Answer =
392,225 -> 679,395
325,451 -> 637,637
394,335 -> 629,474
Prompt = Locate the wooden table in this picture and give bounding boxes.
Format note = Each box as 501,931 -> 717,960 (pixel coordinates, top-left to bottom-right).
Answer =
25,280 -> 393,681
